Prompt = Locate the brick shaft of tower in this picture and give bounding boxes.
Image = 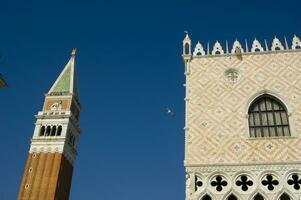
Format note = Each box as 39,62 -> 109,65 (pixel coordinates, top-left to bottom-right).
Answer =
18,49 -> 81,200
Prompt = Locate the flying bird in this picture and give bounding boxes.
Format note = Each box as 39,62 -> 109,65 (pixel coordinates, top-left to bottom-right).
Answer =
166,107 -> 175,117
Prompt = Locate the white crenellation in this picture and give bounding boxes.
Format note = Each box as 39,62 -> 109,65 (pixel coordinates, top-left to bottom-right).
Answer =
231,40 -> 244,54
271,37 -> 284,51
251,38 -> 264,52
212,41 -> 224,55
193,42 -> 206,56
292,35 -> 301,50
182,35 -> 301,58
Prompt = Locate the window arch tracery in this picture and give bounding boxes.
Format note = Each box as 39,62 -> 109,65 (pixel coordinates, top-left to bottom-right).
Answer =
248,95 -> 290,137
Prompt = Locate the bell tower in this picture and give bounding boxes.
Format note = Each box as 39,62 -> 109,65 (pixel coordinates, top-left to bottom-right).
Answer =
183,34 -> 301,200
18,49 -> 81,200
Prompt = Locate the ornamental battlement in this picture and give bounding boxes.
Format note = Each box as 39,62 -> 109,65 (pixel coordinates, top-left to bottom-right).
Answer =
182,34 -> 301,58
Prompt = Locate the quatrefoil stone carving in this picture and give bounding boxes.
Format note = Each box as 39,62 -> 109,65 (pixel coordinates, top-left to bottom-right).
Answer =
262,174 -> 279,191
195,176 -> 203,191
236,175 -> 253,191
288,174 -> 301,190
211,176 -> 227,192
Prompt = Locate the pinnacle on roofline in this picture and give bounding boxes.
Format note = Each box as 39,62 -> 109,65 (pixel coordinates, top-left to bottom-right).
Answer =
182,34 -> 301,57
71,48 -> 77,56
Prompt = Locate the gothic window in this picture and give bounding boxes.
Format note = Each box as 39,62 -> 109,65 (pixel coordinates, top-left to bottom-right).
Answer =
39,126 -> 45,136
57,126 -> 62,136
51,126 -> 56,136
253,194 -> 264,200
227,194 -> 238,200
46,126 -> 51,136
184,43 -> 190,55
279,193 -> 291,200
248,95 -> 290,137
202,195 -> 212,200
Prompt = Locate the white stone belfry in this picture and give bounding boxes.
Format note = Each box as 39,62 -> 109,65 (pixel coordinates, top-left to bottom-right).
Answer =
182,34 -> 301,200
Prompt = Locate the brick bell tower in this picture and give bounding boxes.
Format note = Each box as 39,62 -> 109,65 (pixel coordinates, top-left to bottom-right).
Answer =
183,34 -> 301,200
18,49 -> 81,200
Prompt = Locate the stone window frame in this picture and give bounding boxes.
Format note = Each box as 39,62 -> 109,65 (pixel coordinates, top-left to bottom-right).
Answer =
245,90 -> 296,139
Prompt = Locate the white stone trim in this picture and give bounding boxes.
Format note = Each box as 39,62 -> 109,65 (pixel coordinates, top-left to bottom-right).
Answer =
186,164 -> 301,200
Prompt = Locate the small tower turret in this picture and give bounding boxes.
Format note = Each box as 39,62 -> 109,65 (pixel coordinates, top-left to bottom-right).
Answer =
183,32 -> 192,75
183,32 -> 192,57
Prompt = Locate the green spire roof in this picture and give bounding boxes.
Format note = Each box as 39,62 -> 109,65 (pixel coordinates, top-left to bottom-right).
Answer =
48,49 -> 79,100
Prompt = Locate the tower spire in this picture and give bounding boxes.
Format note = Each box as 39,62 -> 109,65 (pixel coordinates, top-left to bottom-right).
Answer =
71,48 -> 77,56
48,48 -> 79,100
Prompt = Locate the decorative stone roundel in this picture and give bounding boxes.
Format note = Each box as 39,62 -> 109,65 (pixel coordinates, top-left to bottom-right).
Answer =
235,175 -> 253,191
225,69 -> 240,84
211,175 -> 228,192
287,174 -> 301,190
261,174 -> 279,191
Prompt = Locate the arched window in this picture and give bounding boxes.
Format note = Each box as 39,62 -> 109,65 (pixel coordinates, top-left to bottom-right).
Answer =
254,194 -> 264,200
227,194 -> 238,200
39,126 -> 45,136
57,126 -> 62,136
202,195 -> 212,200
279,193 -> 291,200
46,126 -> 51,136
184,43 -> 190,55
51,126 -> 56,136
248,95 -> 290,137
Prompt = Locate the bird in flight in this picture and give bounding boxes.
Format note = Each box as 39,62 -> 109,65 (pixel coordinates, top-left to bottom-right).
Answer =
166,107 -> 175,117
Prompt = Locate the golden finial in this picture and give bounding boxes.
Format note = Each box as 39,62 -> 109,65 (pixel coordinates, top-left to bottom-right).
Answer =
71,48 -> 77,56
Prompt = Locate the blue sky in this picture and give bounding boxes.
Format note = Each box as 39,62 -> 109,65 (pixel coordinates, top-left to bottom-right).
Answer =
0,0 -> 300,199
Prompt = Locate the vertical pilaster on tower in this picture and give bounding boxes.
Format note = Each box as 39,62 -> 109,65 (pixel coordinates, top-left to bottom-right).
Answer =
18,49 -> 81,200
